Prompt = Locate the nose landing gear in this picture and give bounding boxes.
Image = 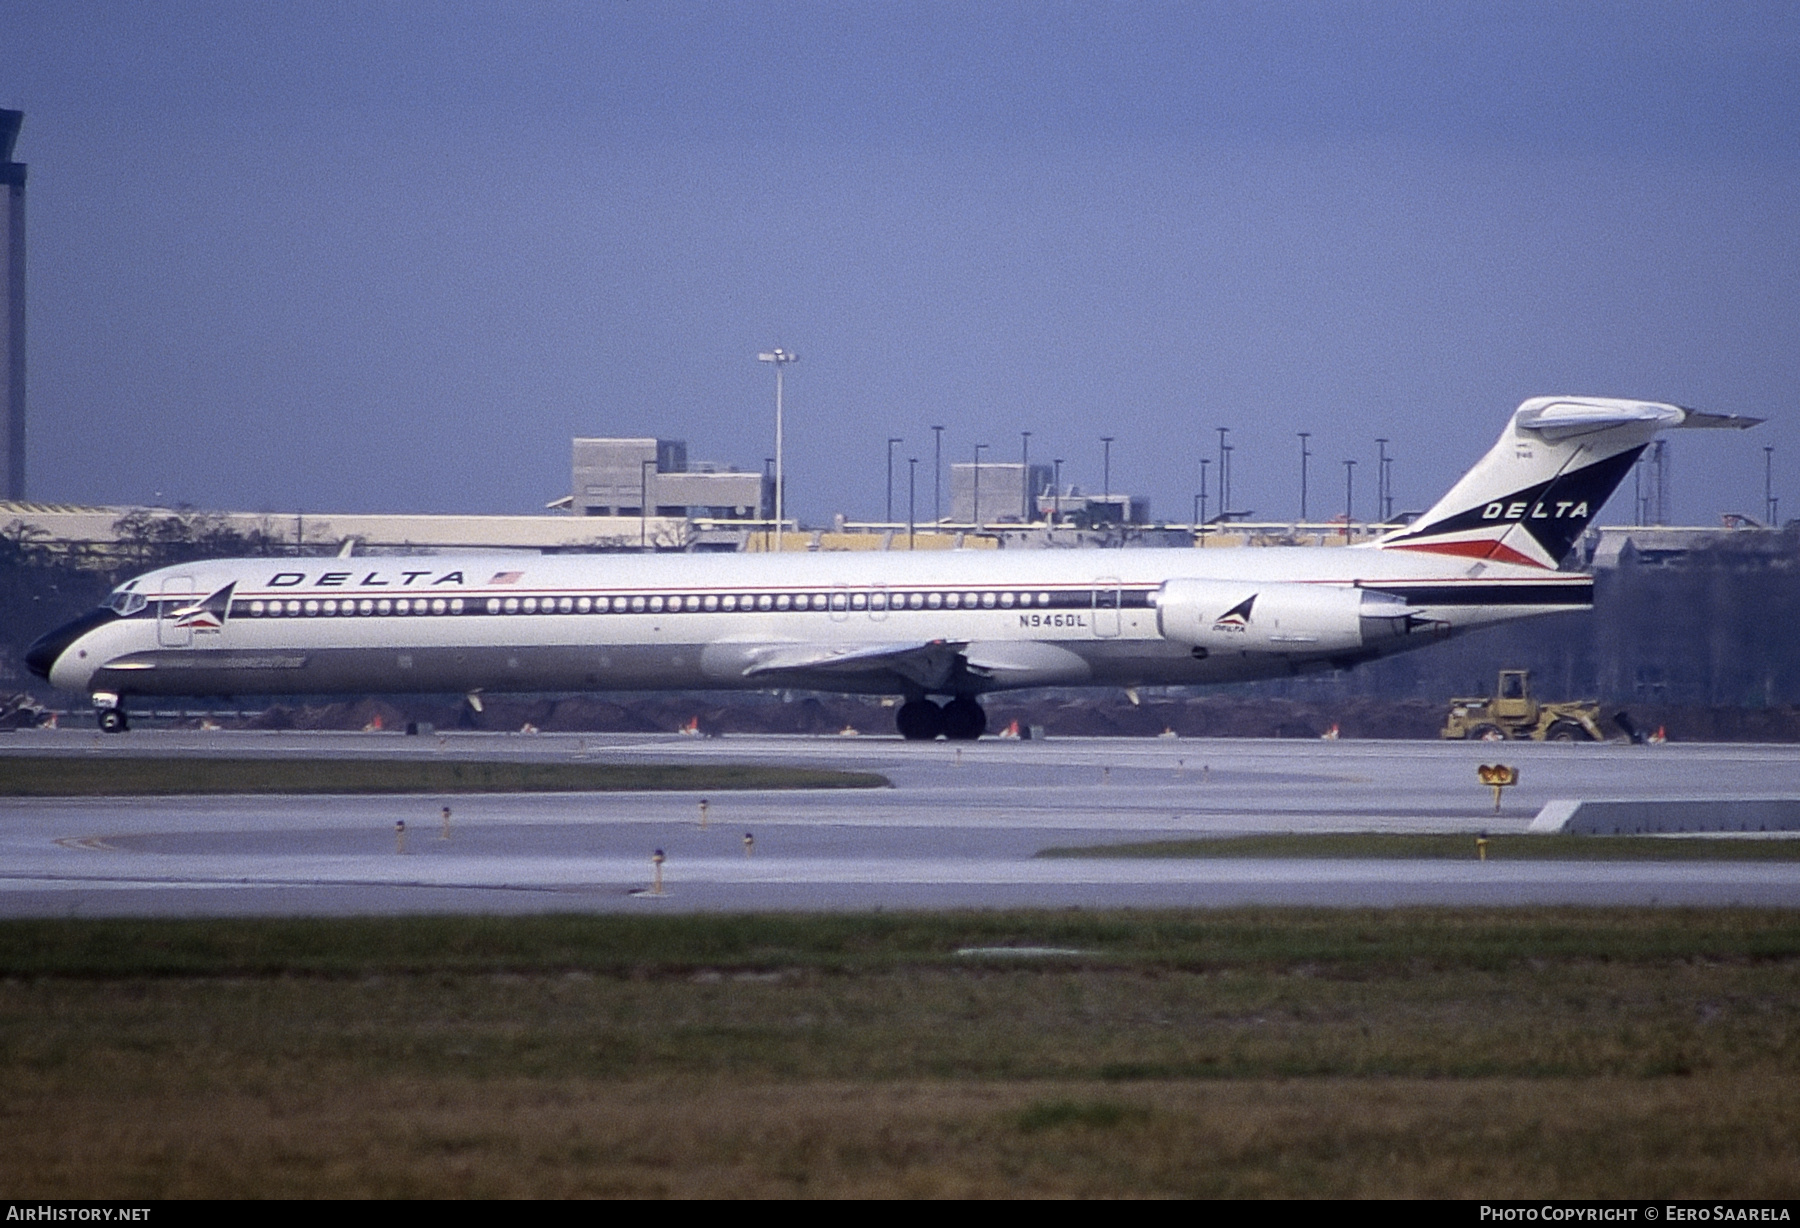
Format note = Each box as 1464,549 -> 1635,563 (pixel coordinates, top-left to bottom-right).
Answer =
91,692 -> 128,733
894,696 -> 987,741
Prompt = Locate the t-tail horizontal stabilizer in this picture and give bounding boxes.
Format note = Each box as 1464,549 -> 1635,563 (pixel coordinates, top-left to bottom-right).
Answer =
1376,397 -> 1761,569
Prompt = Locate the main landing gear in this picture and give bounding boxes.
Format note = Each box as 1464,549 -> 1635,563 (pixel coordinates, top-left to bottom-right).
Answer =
895,696 -> 987,741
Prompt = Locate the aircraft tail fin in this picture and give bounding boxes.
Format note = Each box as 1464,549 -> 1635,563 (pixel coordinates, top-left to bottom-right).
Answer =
1375,397 -> 1760,569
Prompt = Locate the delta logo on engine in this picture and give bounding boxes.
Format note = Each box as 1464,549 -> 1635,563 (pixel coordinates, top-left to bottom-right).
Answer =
1212,594 -> 1255,634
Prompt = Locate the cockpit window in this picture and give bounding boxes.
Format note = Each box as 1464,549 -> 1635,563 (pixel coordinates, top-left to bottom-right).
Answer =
106,589 -> 148,616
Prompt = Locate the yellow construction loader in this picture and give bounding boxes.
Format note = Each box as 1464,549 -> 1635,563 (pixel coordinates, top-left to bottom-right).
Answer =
1440,669 -> 1607,742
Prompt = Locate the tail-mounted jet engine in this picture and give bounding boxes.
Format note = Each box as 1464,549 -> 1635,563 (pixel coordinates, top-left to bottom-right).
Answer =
1154,578 -> 1423,656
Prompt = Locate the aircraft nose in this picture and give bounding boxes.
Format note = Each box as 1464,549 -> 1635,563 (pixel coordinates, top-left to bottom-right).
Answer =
24,608 -> 121,681
24,631 -> 63,679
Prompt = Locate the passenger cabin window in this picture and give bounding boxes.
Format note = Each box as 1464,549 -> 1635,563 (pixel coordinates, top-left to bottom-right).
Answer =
253,586 -> 1172,619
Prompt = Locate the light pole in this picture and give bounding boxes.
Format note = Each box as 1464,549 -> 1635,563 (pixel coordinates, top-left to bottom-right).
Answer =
757,348 -> 797,551
1767,446 -> 1778,526
1020,431 -> 1032,522
1297,432 -> 1310,521
973,443 -> 989,528
1101,437 -> 1114,501
1222,445 -> 1234,522
908,457 -> 918,550
1199,457 -> 1210,539
931,425 -> 944,525
640,458 -> 656,551
886,437 -> 902,524
1216,427 -> 1230,521
1052,458 -> 1063,528
1343,458 -> 1357,541
762,457 -> 774,549
1375,438 -> 1389,524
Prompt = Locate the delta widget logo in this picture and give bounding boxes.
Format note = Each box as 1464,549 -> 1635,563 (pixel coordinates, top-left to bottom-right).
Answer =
1212,594 -> 1255,634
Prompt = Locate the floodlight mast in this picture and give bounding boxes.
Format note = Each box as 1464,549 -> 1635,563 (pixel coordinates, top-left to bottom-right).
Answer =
886,437 -> 903,524
1020,431 -> 1033,522
757,349 -> 798,551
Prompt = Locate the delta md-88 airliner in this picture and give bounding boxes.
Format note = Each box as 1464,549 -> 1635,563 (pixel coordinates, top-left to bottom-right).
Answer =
27,397 -> 1757,738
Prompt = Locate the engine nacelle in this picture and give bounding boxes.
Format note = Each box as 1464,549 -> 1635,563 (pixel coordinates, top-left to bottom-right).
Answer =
1155,578 -> 1418,655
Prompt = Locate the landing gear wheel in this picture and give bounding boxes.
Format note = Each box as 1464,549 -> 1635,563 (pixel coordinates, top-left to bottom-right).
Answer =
1545,719 -> 1590,743
942,696 -> 988,741
896,699 -> 946,741
97,708 -> 128,734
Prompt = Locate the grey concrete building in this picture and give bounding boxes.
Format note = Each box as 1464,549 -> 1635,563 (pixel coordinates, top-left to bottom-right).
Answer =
571,437 -> 769,520
1034,488 -> 1151,527
2,111 -> 24,500
948,462 -> 1054,524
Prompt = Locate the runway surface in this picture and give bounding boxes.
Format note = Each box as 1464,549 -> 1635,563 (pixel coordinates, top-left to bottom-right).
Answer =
3,729 -> 1799,914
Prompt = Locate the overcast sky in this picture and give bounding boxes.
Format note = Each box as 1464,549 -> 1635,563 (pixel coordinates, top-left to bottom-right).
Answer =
4,2 -> 1797,526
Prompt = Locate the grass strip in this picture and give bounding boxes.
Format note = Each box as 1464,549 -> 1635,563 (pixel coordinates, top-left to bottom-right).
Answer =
2,908 -> 1797,979
6,910 -> 1800,1195
1037,832 -> 1800,861
0,756 -> 887,796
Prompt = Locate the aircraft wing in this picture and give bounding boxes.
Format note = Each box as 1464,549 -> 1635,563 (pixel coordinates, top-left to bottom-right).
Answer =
738,640 -> 967,691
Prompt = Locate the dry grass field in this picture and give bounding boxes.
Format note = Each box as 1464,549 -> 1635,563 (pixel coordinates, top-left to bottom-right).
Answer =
2,909 -> 1797,1197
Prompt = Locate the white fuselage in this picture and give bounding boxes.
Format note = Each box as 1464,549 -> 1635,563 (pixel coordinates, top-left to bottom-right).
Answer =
32,394 -> 1749,736
44,542 -> 1589,703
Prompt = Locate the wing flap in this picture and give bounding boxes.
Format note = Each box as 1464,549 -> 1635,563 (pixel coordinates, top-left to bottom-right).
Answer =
739,640 -> 966,691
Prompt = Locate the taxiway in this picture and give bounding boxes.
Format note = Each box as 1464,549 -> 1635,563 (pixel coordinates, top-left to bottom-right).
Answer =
2,731 -> 1797,914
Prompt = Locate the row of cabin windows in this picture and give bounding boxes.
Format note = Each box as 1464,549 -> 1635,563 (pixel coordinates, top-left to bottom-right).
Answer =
222,588 -> 1151,620
233,596 -> 470,618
